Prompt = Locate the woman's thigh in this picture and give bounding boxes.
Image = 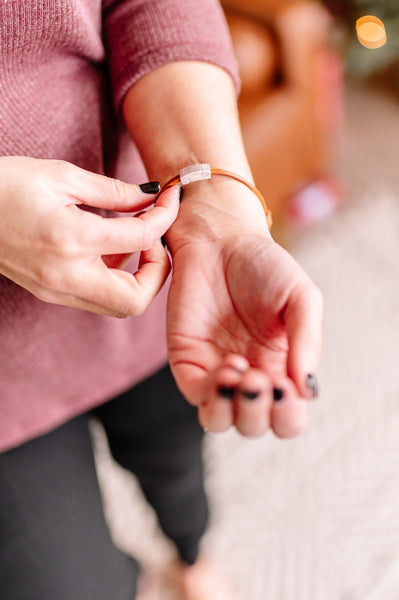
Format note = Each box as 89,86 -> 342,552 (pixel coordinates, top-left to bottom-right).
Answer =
0,415 -> 138,600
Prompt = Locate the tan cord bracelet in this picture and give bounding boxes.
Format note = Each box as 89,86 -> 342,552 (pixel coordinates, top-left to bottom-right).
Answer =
159,163 -> 272,228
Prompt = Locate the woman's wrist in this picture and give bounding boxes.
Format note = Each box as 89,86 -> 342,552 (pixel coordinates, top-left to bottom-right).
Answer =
159,163 -> 272,229
164,176 -> 272,252
123,62 -> 254,180
122,61 -> 271,238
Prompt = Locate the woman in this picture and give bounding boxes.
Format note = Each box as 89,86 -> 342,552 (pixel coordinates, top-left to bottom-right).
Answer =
0,1 -> 322,598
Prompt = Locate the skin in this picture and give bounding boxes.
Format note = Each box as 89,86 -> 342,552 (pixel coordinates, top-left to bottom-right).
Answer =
0,64 -> 323,441
122,61 -> 323,439
1,58 -> 323,600
0,156 -> 180,317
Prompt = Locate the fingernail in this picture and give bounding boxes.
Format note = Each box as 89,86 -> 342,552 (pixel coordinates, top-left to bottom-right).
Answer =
179,185 -> 184,202
161,236 -> 167,248
306,374 -> 319,399
139,181 -> 161,194
273,387 -> 284,402
218,386 -> 235,399
240,389 -> 260,401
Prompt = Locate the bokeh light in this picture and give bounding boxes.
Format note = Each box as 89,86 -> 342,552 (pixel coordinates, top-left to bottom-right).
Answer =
356,15 -> 386,49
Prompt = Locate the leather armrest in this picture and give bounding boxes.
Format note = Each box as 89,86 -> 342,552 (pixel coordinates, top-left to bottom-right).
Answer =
222,0 -> 301,22
222,0 -> 332,92
225,11 -> 278,99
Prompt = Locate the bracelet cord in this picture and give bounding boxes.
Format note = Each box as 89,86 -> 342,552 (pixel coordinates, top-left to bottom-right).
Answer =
159,166 -> 272,229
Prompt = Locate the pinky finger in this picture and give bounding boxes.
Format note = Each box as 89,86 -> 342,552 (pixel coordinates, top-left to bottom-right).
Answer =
270,378 -> 308,439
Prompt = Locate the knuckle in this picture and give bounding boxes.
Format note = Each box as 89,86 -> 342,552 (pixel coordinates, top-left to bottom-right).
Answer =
38,222 -> 78,257
38,222 -> 59,249
47,159 -> 72,179
115,296 -> 146,318
33,263 -> 62,292
30,159 -> 73,191
138,220 -> 154,251
55,235 -> 78,258
129,298 -> 146,316
108,176 -> 128,203
37,159 -> 73,187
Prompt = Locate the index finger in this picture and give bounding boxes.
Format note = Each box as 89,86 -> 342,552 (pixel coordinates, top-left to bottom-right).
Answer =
75,185 -> 180,256
284,281 -> 323,398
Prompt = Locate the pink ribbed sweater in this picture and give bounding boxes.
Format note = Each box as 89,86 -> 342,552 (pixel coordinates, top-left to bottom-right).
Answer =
0,0 -> 238,452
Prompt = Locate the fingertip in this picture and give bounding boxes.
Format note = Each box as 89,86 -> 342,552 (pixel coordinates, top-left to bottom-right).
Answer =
285,284 -> 323,399
139,238 -> 171,265
156,183 -> 181,207
291,371 -> 320,400
139,181 -> 161,195
304,373 -> 319,400
271,378 -> 309,438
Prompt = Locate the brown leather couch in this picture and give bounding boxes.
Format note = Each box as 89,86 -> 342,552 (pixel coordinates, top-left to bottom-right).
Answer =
222,0 -> 337,225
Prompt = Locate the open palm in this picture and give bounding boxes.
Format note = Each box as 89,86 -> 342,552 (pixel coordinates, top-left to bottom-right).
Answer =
167,234 -> 322,438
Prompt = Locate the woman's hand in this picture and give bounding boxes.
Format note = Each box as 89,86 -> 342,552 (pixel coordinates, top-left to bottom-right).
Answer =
0,157 -> 180,317
165,183 -> 323,439
122,60 -> 322,438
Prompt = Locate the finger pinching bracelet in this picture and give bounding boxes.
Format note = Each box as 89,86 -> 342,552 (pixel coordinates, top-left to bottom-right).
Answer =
159,163 -> 272,228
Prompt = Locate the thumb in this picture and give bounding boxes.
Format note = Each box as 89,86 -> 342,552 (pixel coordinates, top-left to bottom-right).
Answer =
68,164 -> 161,212
284,282 -> 323,399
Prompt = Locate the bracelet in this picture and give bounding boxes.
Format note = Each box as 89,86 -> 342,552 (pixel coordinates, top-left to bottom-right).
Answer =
159,163 -> 272,228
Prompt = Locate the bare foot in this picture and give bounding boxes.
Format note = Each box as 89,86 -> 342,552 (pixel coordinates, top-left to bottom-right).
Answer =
169,556 -> 244,600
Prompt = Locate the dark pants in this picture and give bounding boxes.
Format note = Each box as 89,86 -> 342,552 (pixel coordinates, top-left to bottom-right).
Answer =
0,364 -> 208,600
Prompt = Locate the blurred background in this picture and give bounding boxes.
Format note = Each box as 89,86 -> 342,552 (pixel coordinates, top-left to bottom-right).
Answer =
93,1 -> 399,598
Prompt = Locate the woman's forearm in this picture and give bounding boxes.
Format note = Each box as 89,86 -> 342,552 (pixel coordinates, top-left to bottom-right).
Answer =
122,62 -> 248,180
123,60 -> 322,431
122,61 -> 269,229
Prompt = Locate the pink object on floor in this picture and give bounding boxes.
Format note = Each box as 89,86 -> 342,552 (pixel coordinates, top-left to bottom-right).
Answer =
286,177 -> 345,226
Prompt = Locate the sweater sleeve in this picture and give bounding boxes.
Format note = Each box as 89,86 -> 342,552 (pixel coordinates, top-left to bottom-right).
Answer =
102,0 -> 240,114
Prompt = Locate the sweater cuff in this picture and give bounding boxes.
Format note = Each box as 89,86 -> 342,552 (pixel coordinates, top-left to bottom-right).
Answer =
115,46 -> 240,115
102,0 -> 240,115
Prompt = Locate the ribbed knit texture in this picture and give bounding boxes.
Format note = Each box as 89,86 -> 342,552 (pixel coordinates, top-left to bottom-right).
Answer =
0,0 -> 239,452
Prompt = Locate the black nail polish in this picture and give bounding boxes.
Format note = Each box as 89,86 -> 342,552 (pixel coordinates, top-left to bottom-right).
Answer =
161,236 -> 167,248
273,387 -> 284,401
241,390 -> 260,401
139,181 -> 161,194
218,386 -> 235,399
179,185 -> 184,202
306,374 -> 319,399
